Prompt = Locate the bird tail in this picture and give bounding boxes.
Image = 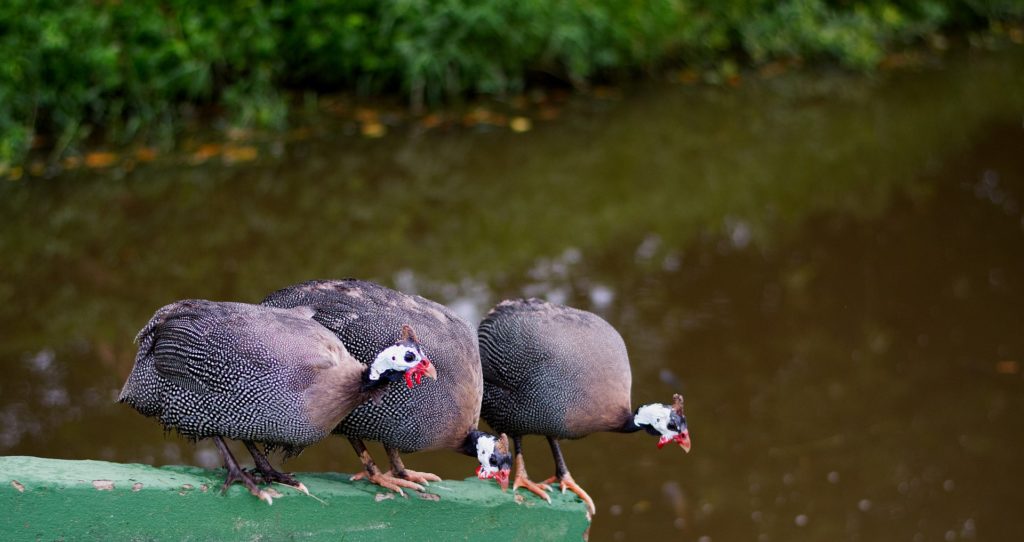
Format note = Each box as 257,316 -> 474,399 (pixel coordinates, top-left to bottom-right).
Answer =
117,300 -> 205,410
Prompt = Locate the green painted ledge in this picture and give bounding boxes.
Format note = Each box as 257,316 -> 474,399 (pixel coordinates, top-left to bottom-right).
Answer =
0,456 -> 590,541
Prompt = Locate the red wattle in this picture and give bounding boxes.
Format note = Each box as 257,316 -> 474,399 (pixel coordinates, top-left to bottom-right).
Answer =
657,435 -> 671,449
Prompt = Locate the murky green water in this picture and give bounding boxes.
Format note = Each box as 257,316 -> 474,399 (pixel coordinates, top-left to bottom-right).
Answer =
3,49 -> 1024,540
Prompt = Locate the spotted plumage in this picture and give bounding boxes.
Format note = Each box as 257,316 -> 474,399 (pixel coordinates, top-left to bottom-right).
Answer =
119,300 -> 368,455
479,298 -> 634,439
478,298 -> 691,515
118,299 -> 434,503
262,279 -> 482,452
261,279 -> 511,491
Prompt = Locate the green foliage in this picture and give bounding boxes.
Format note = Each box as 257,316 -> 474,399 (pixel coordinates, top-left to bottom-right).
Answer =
0,0 -> 1019,169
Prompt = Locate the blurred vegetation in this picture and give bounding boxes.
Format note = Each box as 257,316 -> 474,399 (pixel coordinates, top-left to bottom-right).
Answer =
1,0 -> 1021,169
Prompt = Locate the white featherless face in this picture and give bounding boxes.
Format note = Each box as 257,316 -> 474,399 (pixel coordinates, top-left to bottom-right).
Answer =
369,345 -> 423,379
475,435 -> 499,478
635,403 -> 677,438
368,343 -> 436,388
635,402 -> 692,451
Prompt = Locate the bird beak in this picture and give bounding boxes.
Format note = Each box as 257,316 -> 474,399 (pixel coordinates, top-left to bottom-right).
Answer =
677,430 -> 691,453
403,358 -> 437,388
420,358 -> 437,381
495,468 -> 510,491
657,430 -> 692,452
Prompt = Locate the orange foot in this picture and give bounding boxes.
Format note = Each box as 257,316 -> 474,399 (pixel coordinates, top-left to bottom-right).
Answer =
514,470 -> 552,503
543,473 -> 595,515
350,470 -> 425,496
395,468 -> 442,485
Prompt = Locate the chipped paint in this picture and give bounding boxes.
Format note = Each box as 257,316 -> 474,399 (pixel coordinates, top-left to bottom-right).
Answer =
417,492 -> 441,501
0,456 -> 589,541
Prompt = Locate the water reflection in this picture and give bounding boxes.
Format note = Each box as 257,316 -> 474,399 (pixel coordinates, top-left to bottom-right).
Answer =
1,50 -> 1023,540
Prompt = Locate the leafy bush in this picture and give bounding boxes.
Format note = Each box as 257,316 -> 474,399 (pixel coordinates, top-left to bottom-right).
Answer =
0,0 -> 1018,169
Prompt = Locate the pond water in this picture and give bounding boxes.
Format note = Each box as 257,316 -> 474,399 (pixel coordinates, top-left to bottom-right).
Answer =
2,48 -> 1023,540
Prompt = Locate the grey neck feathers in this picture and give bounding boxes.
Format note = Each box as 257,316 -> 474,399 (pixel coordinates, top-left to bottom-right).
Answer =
460,430 -> 489,457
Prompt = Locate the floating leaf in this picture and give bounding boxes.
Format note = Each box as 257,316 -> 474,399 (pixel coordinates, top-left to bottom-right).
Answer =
355,108 -> 379,123
223,145 -> 258,163
361,122 -> 386,138
85,152 -> 118,168
996,360 -> 1019,374
538,107 -> 561,121
420,114 -> 444,129
190,144 -> 222,164
1010,27 -> 1024,44
678,69 -> 700,85
509,117 -> 532,133
135,147 -> 157,162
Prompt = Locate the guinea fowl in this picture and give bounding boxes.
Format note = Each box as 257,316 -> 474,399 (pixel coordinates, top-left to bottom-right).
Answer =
118,299 -> 436,503
478,298 -> 691,515
262,279 -> 513,494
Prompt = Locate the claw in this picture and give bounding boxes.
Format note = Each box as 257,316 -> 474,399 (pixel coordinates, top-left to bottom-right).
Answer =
544,473 -> 595,515
352,470 -> 427,496
513,473 -> 552,503
397,468 -> 442,485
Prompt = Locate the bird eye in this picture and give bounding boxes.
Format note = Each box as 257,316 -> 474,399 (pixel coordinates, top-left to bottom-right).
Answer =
404,351 -> 416,362
489,457 -> 497,465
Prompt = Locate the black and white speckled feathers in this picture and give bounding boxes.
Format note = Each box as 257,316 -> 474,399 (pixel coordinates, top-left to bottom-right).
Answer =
261,279 -> 483,453
118,300 -> 368,456
479,298 -> 634,439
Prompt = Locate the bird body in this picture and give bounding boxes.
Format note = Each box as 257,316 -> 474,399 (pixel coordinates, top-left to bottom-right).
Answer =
119,300 -> 366,452
262,279 -> 480,451
479,298 -> 633,439
119,299 -> 435,502
478,298 -> 690,515
262,279 -> 511,491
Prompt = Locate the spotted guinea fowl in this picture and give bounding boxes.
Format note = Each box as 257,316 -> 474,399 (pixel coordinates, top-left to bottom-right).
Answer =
118,299 -> 436,504
479,298 -> 691,515
261,279 -> 513,494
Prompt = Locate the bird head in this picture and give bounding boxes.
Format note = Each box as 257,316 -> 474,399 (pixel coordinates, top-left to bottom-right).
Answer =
634,394 -> 691,452
473,433 -> 512,490
367,324 -> 436,388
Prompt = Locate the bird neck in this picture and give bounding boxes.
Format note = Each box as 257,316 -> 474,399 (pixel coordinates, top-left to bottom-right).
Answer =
459,430 -> 489,457
359,367 -> 400,392
617,411 -> 645,434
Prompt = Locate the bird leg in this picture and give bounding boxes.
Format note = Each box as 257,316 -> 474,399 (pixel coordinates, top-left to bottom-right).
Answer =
385,446 -> 442,485
213,437 -> 275,505
347,438 -> 425,496
512,435 -> 551,503
540,437 -> 595,515
243,441 -> 310,496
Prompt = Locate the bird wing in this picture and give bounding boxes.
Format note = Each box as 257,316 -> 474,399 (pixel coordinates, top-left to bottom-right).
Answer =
144,301 -> 351,395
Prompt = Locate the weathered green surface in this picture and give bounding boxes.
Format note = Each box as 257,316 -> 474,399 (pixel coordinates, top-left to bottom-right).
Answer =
0,456 -> 590,541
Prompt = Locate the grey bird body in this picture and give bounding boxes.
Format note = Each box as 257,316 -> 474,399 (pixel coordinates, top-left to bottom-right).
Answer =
119,299 -> 367,455
479,298 -> 633,439
261,279 -> 483,453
